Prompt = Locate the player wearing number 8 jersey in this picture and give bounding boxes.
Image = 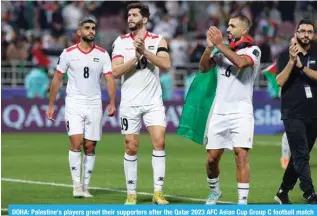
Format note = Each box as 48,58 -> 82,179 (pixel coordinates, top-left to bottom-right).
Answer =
111,2 -> 171,204
46,17 -> 116,198
199,15 -> 261,204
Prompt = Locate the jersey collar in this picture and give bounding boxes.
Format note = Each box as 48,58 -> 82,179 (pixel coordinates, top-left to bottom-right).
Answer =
130,31 -> 149,40
76,43 -> 95,55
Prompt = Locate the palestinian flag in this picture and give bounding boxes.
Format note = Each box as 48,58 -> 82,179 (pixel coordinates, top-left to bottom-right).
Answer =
176,47 -> 224,145
263,62 -> 280,98
176,66 -> 217,144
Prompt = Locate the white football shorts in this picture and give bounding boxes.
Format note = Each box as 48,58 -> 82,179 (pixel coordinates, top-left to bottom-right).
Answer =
205,113 -> 254,150
119,104 -> 166,134
64,102 -> 103,141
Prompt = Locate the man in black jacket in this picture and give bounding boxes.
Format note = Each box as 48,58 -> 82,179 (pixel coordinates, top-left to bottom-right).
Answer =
274,19 -> 317,204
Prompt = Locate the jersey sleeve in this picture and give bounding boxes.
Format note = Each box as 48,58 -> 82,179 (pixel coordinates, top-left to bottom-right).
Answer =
56,49 -> 69,74
111,37 -> 124,60
241,46 -> 261,67
103,51 -> 112,75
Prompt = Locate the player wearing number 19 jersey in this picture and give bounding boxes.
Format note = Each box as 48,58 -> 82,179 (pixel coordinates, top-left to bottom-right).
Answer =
46,17 -> 116,198
111,2 -> 171,204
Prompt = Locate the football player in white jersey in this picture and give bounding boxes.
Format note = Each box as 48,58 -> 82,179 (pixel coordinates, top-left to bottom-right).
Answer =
46,17 -> 116,198
199,15 -> 261,204
111,2 -> 171,204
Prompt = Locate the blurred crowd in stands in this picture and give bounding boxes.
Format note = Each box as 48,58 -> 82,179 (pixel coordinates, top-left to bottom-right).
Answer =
1,1 -> 317,99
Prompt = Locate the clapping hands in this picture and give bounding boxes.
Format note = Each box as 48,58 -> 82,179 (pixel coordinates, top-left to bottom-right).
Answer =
207,26 -> 223,46
134,38 -> 145,60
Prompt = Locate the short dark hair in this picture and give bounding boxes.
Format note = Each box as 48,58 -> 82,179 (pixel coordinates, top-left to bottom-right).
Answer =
296,18 -> 315,32
231,14 -> 251,29
127,2 -> 150,19
78,16 -> 97,27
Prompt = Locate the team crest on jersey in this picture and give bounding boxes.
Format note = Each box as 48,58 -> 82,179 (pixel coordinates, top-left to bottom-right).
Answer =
93,58 -> 99,62
252,49 -> 259,57
148,45 -> 154,50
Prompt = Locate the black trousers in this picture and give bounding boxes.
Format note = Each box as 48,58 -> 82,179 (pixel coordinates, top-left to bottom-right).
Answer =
280,118 -> 317,197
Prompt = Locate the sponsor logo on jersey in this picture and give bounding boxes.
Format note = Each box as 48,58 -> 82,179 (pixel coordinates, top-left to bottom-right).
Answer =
148,45 -> 154,50
93,58 -> 99,62
70,58 -> 80,61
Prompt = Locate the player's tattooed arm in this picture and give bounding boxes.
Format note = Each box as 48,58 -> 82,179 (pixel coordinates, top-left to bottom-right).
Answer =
209,26 -> 253,69
137,38 -> 171,72
46,72 -> 63,121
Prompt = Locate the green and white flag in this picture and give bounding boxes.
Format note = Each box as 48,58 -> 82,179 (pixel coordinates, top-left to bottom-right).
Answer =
176,47 -> 223,144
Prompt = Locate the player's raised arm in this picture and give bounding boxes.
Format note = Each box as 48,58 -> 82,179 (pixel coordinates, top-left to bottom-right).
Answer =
209,26 -> 254,69
111,40 -> 139,79
199,28 -> 216,72
46,51 -> 67,121
137,38 -> 171,72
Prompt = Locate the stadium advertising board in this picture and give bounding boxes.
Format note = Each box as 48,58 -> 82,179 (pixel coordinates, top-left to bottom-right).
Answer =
2,92 -> 284,134
1,99 -> 182,133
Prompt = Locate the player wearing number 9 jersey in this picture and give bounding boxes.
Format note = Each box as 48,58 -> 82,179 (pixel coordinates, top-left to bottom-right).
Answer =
199,15 -> 261,205
111,2 -> 171,204
46,17 -> 116,198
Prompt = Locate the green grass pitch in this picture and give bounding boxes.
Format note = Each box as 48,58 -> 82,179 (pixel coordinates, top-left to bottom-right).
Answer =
1,133 -> 316,213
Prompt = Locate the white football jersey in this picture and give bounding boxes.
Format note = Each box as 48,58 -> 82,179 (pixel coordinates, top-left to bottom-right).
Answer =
112,32 -> 164,106
211,45 -> 261,114
56,44 -> 112,106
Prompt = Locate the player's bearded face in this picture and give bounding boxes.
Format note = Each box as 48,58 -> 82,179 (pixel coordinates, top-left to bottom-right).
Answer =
227,19 -> 246,42
128,17 -> 143,31
227,29 -> 243,42
82,35 -> 94,43
80,24 -> 95,43
227,21 -> 241,42
296,24 -> 314,47
128,9 -> 144,31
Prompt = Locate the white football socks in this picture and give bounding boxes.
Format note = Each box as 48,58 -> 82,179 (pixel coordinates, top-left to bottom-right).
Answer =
124,153 -> 137,195
82,154 -> 95,191
207,177 -> 220,194
69,150 -> 81,188
152,150 -> 166,192
238,183 -> 249,204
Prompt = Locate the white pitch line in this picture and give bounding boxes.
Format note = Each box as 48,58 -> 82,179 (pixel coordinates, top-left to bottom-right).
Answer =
1,208 -> 8,211
255,141 -> 280,145
1,178 -> 233,204
255,141 -> 317,148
